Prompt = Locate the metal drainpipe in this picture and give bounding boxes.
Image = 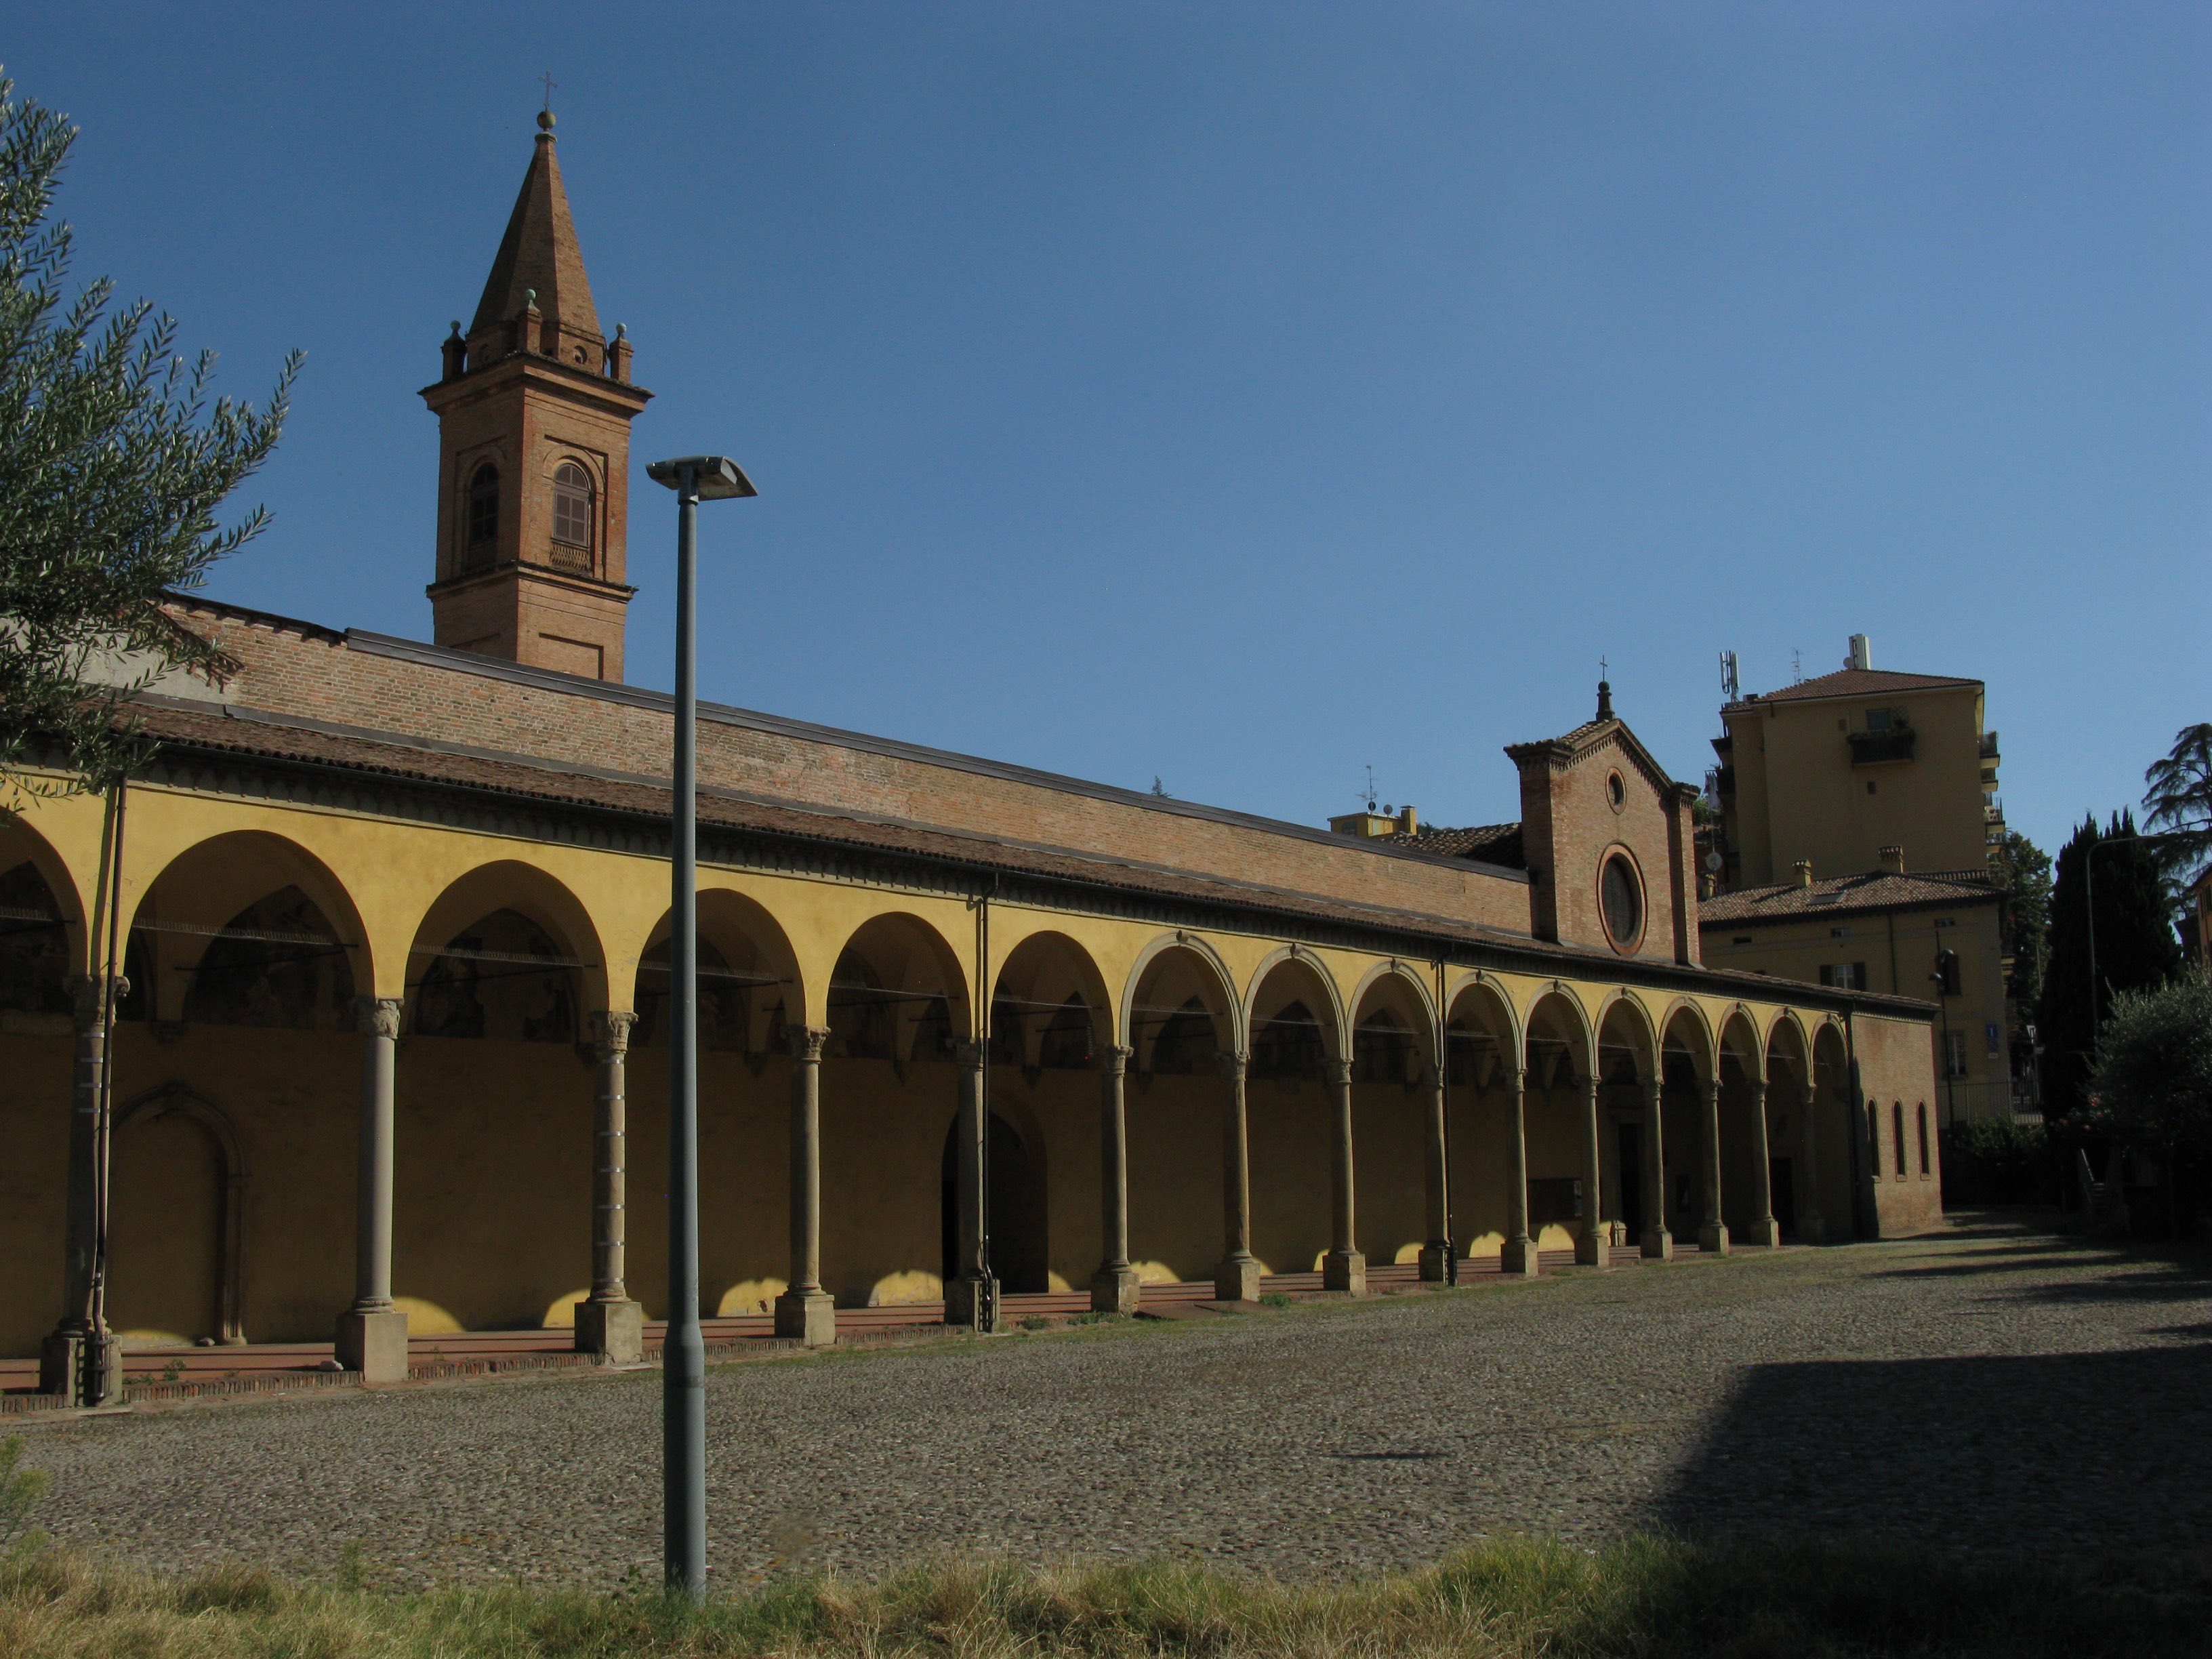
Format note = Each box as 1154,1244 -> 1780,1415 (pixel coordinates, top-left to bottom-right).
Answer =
86,776 -> 128,1409
1435,958 -> 1454,1285
975,876 -> 997,1329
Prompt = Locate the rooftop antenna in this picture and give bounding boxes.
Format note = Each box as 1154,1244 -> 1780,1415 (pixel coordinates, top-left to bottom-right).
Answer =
1791,647 -> 1803,683
1720,650 -> 1740,701
1362,764 -> 1378,813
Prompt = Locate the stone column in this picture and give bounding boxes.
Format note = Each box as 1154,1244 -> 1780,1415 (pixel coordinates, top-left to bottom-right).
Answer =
1417,1067 -> 1452,1283
1322,1059 -> 1365,1294
40,973 -> 127,1403
945,1042 -> 1000,1330
1499,1067 -> 1536,1276
1214,1049 -> 1261,1301
1576,1071 -> 1606,1267
576,1011 -> 643,1361
775,1025 -> 836,1345
1744,1069 -> 1780,1248
1697,1076 -> 1731,1255
1797,1082 -> 1827,1243
1090,1046 -> 1140,1313
335,996 -> 408,1383
1640,1074 -> 1673,1261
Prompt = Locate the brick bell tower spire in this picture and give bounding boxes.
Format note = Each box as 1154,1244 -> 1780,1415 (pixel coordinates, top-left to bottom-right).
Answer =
422,107 -> 649,681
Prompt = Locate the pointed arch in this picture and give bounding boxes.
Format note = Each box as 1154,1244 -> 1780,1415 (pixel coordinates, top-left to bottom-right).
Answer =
991,928 -> 1116,1068
1657,998 -> 1717,1084
1121,933 -> 1241,1067
405,860 -> 607,1040
1523,985 -> 1595,1087
127,831 -> 376,1025
1595,990 -> 1660,1085
1244,947 -> 1347,1067
629,886 -> 804,1054
0,815 -> 87,983
832,909 -> 974,1062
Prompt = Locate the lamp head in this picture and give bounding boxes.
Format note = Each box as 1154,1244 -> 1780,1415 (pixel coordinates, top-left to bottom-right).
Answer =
647,455 -> 757,500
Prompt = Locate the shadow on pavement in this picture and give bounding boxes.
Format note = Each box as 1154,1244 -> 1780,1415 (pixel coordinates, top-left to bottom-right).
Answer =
1652,1345 -> 2212,1550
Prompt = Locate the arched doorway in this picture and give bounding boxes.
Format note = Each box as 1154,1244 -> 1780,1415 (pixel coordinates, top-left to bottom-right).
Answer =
940,1110 -> 1047,1294
106,1088 -> 246,1348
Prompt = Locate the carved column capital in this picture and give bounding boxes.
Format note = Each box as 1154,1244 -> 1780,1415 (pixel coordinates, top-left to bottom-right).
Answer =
353,996 -> 403,1041
787,1024 -> 830,1064
68,972 -> 129,1029
1097,1044 -> 1132,1078
1502,1067 -> 1526,1095
1641,1073 -> 1664,1107
1215,1049 -> 1249,1084
1324,1058 -> 1353,1089
954,1038 -> 986,1072
590,1010 -> 636,1060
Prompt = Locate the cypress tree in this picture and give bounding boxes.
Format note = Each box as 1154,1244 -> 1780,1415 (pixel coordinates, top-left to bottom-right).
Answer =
2039,811 -> 2182,1120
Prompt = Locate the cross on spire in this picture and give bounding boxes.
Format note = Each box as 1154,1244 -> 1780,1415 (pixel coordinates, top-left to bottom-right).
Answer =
540,71 -> 557,112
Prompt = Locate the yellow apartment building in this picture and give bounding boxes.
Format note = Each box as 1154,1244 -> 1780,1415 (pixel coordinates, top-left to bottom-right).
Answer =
1702,639 -> 2013,1121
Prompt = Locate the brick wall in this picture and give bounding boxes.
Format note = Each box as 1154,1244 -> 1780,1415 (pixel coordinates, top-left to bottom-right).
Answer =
183,605 -> 1538,935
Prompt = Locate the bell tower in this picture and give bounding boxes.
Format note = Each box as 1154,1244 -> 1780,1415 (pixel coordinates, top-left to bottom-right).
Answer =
422,110 -> 649,682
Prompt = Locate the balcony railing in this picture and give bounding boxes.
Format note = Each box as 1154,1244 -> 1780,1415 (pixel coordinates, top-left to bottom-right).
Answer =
1980,730 -> 2000,760
1848,728 -> 1917,764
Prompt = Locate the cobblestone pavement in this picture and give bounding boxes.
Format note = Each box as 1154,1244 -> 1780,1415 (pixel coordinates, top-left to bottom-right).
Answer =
18,1215 -> 2212,1588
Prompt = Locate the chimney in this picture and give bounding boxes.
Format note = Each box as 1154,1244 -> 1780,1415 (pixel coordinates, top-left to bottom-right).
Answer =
1847,634 -> 1872,672
1794,860 -> 1814,889
1879,845 -> 1905,876
1396,805 -> 1418,836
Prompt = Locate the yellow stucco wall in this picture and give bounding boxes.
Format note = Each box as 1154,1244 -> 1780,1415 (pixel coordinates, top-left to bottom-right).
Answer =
0,771 -> 1936,1357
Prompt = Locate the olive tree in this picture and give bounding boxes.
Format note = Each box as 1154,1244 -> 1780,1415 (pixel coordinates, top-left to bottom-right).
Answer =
0,73 -> 298,794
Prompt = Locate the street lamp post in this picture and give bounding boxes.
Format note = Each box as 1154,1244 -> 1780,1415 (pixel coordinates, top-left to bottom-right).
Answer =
646,454 -> 756,1601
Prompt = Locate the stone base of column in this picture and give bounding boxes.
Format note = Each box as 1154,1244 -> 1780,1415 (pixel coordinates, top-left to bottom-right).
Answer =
1499,1235 -> 1539,1277
773,1288 -> 836,1347
1214,1253 -> 1263,1303
38,1327 -> 119,1406
1416,1243 -> 1452,1284
1322,1248 -> 1366,1295
1743,1215 -> 1781,1248
1697,1221 -> 1732,1256
575,1296 -> 644,1363
946,1273 -> 1000,1332
1800,1211 -> 1826,1245
1574,1225 -> 1607,1268
335,1305 -> 409,1385
1090,1265 -> 1141,1315
1641,1226 -> 1675,1263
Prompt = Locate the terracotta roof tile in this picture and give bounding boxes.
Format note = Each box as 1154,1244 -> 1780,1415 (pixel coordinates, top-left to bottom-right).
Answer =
1700,867 -> 1997,926
1390,822 -> 1525,869
1731,667 -> 1980,707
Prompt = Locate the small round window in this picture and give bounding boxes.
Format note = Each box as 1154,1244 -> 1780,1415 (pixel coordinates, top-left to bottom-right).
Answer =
1600,852 -> 1643,952
1605,770 -> 1626,812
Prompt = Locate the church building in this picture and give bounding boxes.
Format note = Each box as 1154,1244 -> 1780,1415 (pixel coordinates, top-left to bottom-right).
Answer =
1,117 -> 1944,1406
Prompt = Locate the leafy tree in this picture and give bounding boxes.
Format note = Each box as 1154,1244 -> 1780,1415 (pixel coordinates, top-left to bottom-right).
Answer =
2037,812 -> 2180,1122
2088,968 -> 2212,1235
2142,722 -> 2212,895
0,73 -> 298,795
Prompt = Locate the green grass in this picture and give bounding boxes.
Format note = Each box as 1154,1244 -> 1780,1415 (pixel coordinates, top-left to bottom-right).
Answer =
2,1535 -> 2205,1658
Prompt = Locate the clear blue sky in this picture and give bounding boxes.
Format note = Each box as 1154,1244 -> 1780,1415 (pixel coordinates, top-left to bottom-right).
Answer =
11,3 -> 2206,858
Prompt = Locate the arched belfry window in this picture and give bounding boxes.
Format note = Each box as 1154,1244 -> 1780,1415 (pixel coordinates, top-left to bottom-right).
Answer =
464,463 -> 500,571
551,461 -> 594,570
